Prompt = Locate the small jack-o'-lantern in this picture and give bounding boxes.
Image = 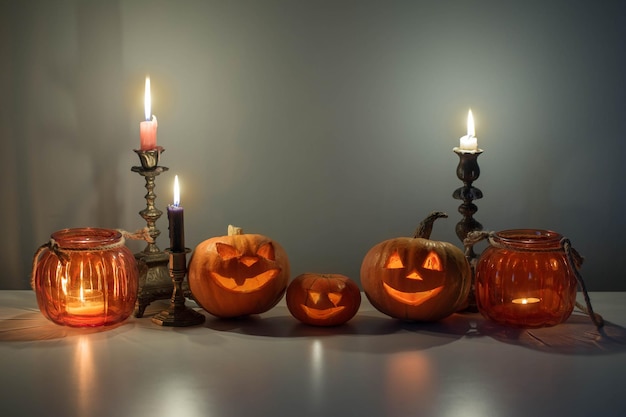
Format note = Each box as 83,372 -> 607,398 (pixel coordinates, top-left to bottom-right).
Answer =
188,225 -> 290,318
360,212 -> 471,321
286,273 -> 361,326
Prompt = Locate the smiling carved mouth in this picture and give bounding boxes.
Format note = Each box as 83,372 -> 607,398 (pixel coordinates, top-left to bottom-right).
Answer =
382,282 -> 444,306
301,306 -> 345,320
211,269 -> 279,292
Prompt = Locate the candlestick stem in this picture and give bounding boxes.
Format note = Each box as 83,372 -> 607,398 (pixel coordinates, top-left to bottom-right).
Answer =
152,249 -> 206,327
140,169 -> 166,253
453,148 -> 484,311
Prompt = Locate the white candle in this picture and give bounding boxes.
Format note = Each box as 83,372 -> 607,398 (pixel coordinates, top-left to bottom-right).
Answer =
458,109 -> 478,151
66,289 -> 105,316
511,297 -> 541,305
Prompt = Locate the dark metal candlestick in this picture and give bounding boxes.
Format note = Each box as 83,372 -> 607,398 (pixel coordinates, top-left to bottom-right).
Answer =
131,147 -> 174,317
152,249 -> 206,327
453,147 -> 484,311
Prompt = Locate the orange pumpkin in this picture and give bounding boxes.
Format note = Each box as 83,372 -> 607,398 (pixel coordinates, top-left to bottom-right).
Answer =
286,273 -> 361,326
188,225 -> 290,318
360,212 -> 471,321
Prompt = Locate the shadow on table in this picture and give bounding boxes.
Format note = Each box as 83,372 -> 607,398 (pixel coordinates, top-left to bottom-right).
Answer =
476,312 -> 626,356
5,304 -> 624,355
203,306 -> 626,355
203,305 -> 474,353
0,310 -> 132,342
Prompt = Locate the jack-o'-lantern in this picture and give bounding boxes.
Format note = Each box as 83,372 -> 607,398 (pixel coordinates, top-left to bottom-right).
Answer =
360,212 -> 471,321
188,225 -> 290,318
286,273 -> 361,326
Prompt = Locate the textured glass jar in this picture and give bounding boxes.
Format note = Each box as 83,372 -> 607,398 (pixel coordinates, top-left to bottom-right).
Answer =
475,229 -> 578,328
32,228 -> 139,327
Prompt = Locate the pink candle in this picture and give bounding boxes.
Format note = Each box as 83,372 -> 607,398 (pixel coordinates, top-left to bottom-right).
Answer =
139,77 -> 158,150
167,175 -> 185,252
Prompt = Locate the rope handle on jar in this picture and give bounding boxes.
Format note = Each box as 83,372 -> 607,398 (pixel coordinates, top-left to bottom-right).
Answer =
118,227 -> 153,243
464,231 -> 604,329
561,238 -> 604,329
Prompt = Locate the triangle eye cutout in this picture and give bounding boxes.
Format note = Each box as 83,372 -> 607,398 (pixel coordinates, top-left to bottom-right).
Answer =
216,243 -> 239,260
327,292 -> 343,306
257,242 -> 275,261
308,290 -> 322,305
385,251 -> 405,269
422,251 -> 443,271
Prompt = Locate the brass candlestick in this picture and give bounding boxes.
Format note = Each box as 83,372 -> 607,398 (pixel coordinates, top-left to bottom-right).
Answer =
131,147 -> 174,317
152,248 -> 206,327
453,147 -> 483,311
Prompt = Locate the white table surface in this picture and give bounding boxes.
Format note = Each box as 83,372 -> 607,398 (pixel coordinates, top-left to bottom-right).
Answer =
1,290 -> 625,417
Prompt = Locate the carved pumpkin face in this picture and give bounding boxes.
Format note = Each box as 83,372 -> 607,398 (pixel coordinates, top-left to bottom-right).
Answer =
378,244 -> 448,306
286,273 -> 361,326
210,241 -> 279,292
188,226 -> 290,318
360,212 -> 471,321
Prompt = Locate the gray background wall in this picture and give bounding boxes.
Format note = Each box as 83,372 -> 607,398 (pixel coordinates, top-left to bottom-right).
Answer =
1,0 -> 625,290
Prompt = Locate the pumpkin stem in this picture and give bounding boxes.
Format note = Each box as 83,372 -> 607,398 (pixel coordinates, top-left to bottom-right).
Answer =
414,211 -> 448,239
228,225 -> 244,236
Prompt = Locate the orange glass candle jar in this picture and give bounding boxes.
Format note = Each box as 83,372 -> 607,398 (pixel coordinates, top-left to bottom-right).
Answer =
474,229 -> 578,327
32,228 -> 139,327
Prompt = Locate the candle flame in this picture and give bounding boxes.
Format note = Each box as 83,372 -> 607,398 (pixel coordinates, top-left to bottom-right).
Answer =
144,76 -> 151,121
173,175 -> 180,207
512,297 -> 541,305
467,109 -> 475,137
61,276 -> 68,295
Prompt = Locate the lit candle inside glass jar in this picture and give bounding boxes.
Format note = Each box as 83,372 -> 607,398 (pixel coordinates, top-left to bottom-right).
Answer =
511,297 -> 541,305
66,288 -> 105,316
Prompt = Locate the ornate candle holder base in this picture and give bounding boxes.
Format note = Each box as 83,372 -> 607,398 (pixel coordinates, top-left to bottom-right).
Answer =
134,250 -> 175,318
151,305 -> 206,327
134,251 -> 194,318
453,147 -> 484,312
152,249 -> 205,327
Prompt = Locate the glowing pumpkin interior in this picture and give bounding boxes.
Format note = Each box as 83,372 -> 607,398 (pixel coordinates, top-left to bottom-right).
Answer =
302,288 -> 346,320
381,249 -> 446,306
211,241 -> 279,292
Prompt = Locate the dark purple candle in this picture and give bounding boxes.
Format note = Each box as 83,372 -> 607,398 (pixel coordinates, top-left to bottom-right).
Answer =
167,175 -> 185,252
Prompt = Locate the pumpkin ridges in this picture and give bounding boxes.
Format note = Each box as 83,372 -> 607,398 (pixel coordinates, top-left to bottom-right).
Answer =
302,275 -> 321,306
